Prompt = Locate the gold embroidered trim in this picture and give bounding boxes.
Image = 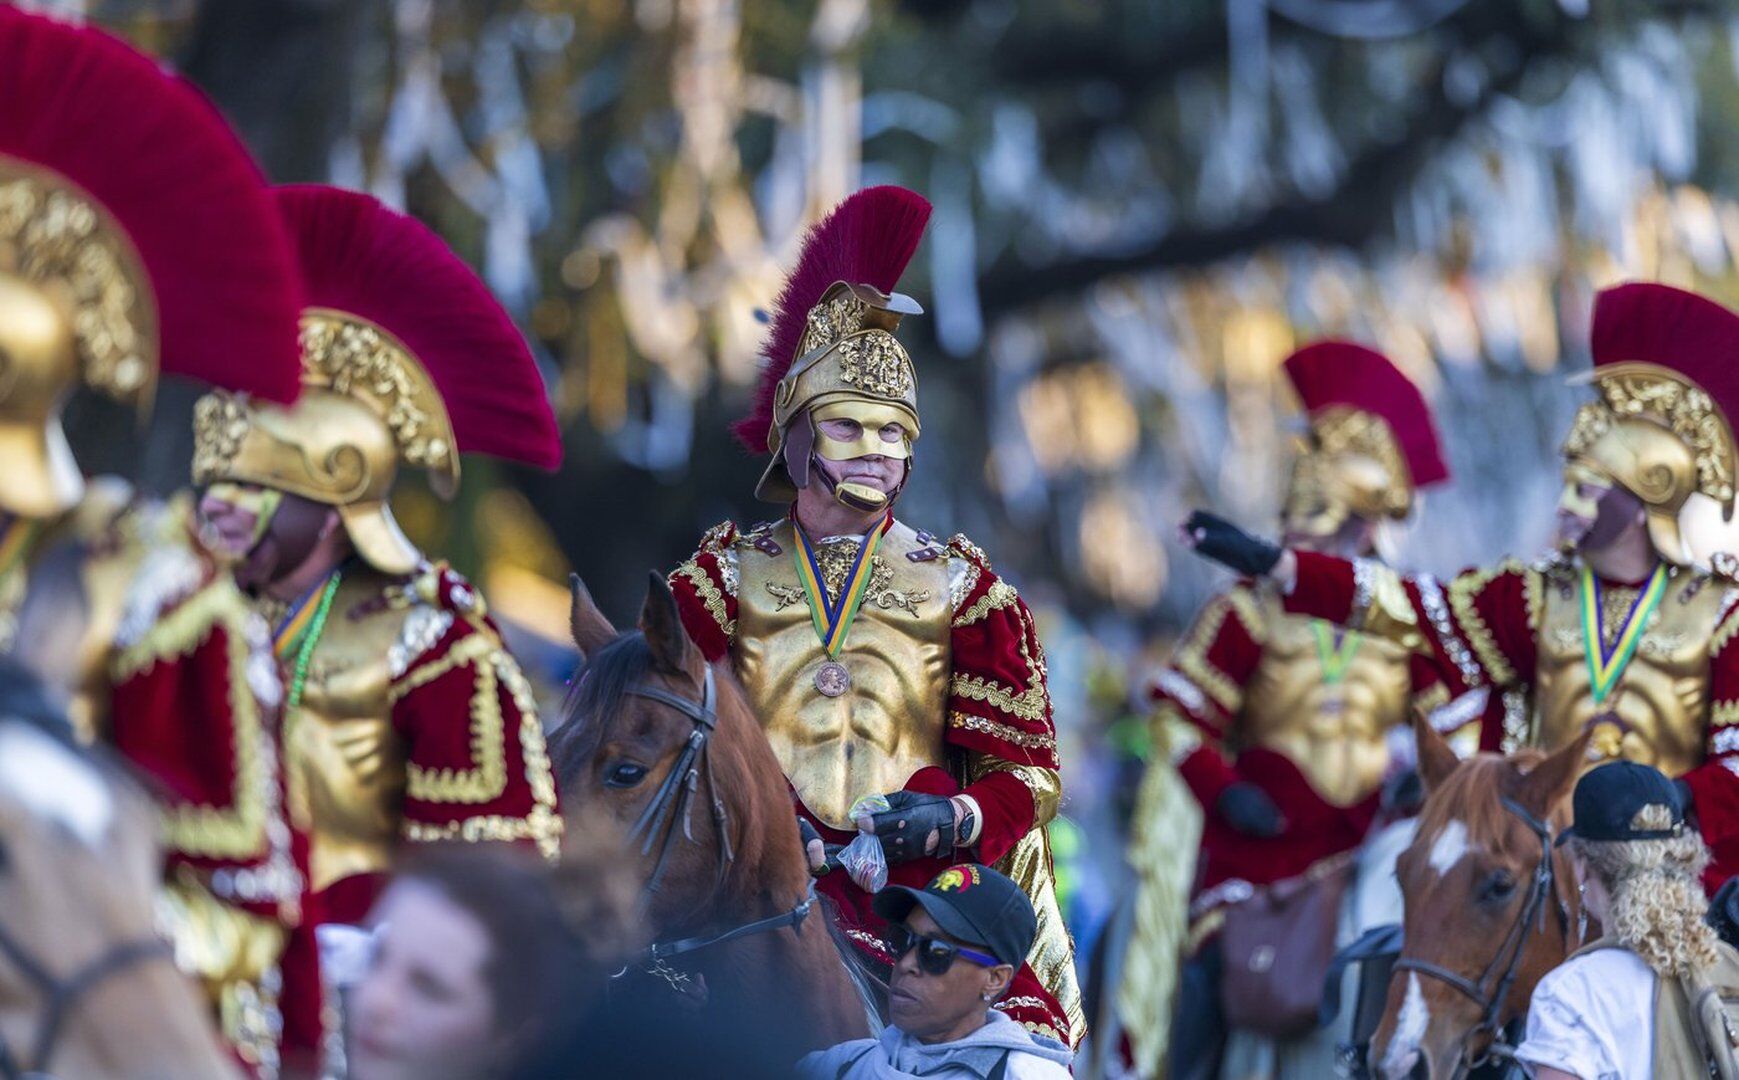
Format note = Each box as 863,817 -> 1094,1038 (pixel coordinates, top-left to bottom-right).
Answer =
1714,701 -> 1739,728
950,711 -> 1058,752
1714,592 -> 1739,654
1412,682 -> 1452,717
154,600 -> 269,860
1171,596 -> 1245,716
404,804 -> 564,857
112,580 -> 235,681
969,756 -> 1062,825
954,580 -> 1018,627
1448,562 -> 1519,687
673,559 -> 736,640
946,533 -> 989,568
495,652 -> 563,860
401,633 -> 507,804
950,606 -> 1051,723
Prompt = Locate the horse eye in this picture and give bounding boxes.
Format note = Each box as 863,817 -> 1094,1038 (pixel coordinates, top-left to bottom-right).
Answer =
1479,871 -> 1517,903
605,762 -> 649,789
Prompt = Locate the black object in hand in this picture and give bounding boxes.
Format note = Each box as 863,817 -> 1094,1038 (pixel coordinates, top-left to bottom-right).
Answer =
869,791 -> 958,863
1184,511 -> 1284,578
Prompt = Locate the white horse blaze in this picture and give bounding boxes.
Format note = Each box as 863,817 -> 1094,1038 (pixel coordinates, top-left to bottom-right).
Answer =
1428,818 -> 1470,875
1381,973 -> 1431,1076
0,719 -> 113,846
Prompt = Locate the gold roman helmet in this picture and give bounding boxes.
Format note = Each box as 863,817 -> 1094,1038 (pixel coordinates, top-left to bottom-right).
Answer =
1560,284 -> 1739,567
1560,364 -> 1728,566
193,311 -> 458,576
0,162 -> 157,519
1278,342 -> 1450,541
756,283 -> 924,513
740,186 -> 934,514
192,184 -> 562,577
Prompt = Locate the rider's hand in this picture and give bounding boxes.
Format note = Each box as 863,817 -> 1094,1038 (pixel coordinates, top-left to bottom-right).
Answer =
1180,511 -> 1284,579
866,791 -> 960,863
798,816 -> 828,875
1216,782 -> 1286,838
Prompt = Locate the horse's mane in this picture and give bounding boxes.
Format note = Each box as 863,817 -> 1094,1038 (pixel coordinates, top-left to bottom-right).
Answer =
552,632 -> 654,785
1415,749 -> 1549,857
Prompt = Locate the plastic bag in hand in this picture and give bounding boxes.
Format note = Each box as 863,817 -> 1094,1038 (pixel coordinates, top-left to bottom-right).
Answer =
838,794 -> 892,892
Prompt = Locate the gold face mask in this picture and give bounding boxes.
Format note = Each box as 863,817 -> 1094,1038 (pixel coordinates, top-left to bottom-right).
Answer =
1557,462 -> 1612,522
202,481 -> 283,556
809,401 -> 917,513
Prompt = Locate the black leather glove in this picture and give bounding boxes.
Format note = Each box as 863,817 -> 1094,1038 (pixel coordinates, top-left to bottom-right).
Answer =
1216,782 -> 1286,838
868,791 -> 960,863
1711,876 -> 1739,947
798,816 -> 827,875
1183,511 -> 1284,578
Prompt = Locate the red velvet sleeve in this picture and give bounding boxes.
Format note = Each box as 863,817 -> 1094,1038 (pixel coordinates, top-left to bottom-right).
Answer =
1680,594 -> 1739,889
392,590 -> 562,863
945,539 -> 1058,771
1284,551 -> 1539,698
669,521 -> 739,663
1149,586 -> 1265,809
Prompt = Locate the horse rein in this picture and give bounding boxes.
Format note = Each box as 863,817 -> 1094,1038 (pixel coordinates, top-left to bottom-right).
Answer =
0,916 -> 169,1079
1391,796 -> 1575,1076
613,665 -> 817,987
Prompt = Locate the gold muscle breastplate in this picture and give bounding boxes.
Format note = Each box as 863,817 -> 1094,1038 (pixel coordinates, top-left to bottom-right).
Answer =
1241,592 -> 1412,807
282,568 -> 414,894
732,520 -> 952,829
1533,565 -> 1725,778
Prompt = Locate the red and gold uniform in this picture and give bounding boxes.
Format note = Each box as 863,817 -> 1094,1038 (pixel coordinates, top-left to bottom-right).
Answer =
1119,343 -> 1452,1076
1271,285 -> 1739,891
0,10 -> 315,1073
670,187 -> 1079,1045
192,185 -> 564,928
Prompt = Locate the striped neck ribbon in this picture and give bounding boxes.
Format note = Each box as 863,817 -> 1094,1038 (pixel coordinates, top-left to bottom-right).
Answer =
274,569 -> 343,661
1311,620 -> 1362,684
1579,563 -> 1668,706
790,513 -> 894,659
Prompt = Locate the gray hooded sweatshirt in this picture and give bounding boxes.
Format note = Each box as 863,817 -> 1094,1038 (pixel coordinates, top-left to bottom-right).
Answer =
798,1010 -> 1073,1079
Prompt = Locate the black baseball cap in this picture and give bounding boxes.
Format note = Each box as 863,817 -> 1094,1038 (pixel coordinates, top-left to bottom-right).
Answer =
1557,760 -> 1687,846
872,864 -> 1036,968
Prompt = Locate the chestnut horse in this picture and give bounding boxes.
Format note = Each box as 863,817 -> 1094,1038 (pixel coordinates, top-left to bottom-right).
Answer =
0,713 -> 237,1079
548,573 -> 872,1065
1370,715 -> 1594,1079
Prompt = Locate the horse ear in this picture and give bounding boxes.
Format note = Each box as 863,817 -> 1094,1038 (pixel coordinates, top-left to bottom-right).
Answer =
1413,708 -> 1461,793
1519,726 -> 1593,818
569,573 -> 616,659
639,570 -> 696,675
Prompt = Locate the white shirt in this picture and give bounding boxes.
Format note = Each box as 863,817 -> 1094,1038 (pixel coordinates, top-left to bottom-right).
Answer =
1516,947 -> 1657,1080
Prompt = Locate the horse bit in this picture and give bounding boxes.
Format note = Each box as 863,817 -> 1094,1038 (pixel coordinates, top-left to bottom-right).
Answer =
612,665 -> 816,993
0,913 -> 169,1079
1391,796 -> 1576,1076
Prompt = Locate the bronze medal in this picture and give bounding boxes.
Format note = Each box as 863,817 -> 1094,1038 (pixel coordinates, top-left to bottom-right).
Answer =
814,660 -> 851,698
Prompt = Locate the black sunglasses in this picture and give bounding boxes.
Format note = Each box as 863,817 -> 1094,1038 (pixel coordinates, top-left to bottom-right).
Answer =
884,924 -> 1000,976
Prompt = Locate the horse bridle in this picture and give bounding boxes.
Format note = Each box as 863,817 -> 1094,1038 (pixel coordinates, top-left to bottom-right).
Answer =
613,666 -> 815,985
1391,796 -> 1575,1076
0,915 -> 169,1079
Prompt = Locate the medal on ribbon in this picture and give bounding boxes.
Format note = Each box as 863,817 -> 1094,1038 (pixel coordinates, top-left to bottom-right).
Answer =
791,515 -> 892,697
1579,563 -> 1667,712
1311,620 -> 1361,714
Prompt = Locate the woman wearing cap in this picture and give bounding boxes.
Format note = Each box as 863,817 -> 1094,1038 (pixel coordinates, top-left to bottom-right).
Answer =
800,864 -> 1073,1079
1517,761 -> 1730,1079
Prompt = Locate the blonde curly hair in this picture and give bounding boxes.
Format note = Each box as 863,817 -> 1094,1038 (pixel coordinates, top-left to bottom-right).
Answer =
1572,803 -> 1718,978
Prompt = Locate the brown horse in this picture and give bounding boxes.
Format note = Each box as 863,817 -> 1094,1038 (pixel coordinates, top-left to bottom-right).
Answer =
548,572 -> 872,1064
1370,714 -> 1594,1079
0,712 -> 237,1079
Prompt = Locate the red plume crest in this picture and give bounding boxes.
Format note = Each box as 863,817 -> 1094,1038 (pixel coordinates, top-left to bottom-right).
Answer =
1283,341 -> 1450,488
734,186 -> 932,453
0,7 -> 304,402
275,185 -> 562,471
1592,282 -> 1739,443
